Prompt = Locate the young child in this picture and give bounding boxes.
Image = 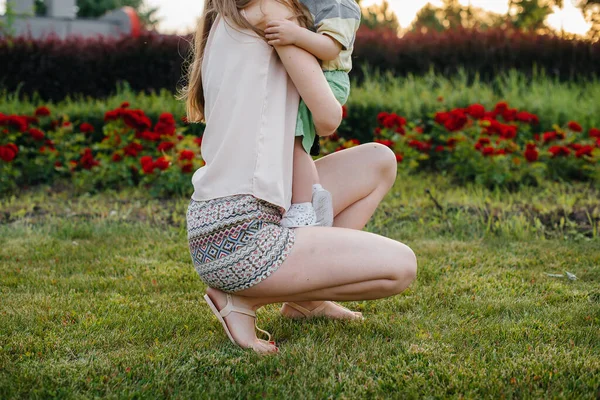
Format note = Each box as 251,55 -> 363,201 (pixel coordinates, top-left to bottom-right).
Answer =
265,0 -> 361,228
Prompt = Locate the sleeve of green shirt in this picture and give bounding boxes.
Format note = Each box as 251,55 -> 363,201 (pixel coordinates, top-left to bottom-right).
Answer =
315,1 -> 361,50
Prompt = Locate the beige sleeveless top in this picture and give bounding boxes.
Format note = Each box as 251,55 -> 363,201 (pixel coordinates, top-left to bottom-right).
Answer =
190,15 -> 299,211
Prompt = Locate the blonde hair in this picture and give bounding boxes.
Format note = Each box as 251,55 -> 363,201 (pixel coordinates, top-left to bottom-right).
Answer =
179,0 -> 310,123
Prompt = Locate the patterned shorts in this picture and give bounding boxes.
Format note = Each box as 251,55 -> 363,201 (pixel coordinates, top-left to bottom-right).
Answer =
186,195 -> 296,293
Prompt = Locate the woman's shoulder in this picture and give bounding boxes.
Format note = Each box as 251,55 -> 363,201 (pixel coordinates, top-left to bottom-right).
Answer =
245,0 -> 298,30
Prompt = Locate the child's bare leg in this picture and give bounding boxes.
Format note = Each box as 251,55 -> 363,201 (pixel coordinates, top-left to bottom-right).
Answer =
292,137 -> 319,203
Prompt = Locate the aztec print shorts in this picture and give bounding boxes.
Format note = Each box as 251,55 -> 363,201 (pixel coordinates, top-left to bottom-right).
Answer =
186,195 -> 296,293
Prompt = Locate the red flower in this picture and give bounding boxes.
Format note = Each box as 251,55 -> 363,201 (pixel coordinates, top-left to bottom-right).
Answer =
194,136 -> 203,146
516,112 -> 539,125
120,102 -> 130,109
499,125 -> 518,139
444,109 -> 468,132
348,139 -> 360,146
54,161 -> 62,167
377,112 -> 389,125
124,110 -> 152,132
374,127 -> 382,135
501,108 -> 517,122
415,127 -> 424,134
548,146 -> 571,157
342,105 -> 348,119
28,128 -> 45,141
140,156 -> 156,174
112,153 -> 123,162
179,149 -> 195,161
495,149 -> 507,155
157,141 -> 175,152
63,121 -> 71,127
395,153 -> 403,163
575,145 -> 594,158
482,146 -> 495,156
140,156 -> 153,167
408,140 -> 431,152
466,104 -> 486,119
524,144 -> 538,162
533,134 -> 540,141
543,131 -> 558,143
434,111 -> 450,125
79,122 -> 95,133
181,116 -> 189,124
589,128 -> 600,139
181,163 -> 194,173
79,148 -> 99,170
494,102 -> 509,113
139,131 -> 161,141
124,142 -> 144,157
447,137 -> 458,148
34,106 -> 51,117
567,121 -> 583,132
434,145 -> 445,152
381,113 -> 405,129
154,156 -> 170,171
475,137 -> 491,151
154,113 -> 176,136
0,143 -> 18,162
374,139 -> 394,148
2,115 -> 28,132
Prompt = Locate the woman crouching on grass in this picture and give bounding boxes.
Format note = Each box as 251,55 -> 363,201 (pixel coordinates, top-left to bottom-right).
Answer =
180,0 -> 417,354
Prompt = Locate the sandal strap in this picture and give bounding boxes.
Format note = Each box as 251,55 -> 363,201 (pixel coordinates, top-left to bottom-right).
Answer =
285,301 -> 329,317
220,294 -> 256,318
255,323 -> 272,342
284,302 -> 313,317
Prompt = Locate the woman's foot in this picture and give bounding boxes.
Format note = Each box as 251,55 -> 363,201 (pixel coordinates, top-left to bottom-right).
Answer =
205,287 -> 278,354
280,301 -> 364,320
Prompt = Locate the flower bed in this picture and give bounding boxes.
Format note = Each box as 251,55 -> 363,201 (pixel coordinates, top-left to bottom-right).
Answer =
1,101 -> 599,196
326,102 -> 600,188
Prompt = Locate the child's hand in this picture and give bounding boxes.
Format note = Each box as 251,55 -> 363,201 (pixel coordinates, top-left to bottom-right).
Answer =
265,19 -> 303,46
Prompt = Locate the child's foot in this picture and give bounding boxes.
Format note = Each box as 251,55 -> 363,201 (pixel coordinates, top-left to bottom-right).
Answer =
312,184 -> 334,227
281,202 -> 317,228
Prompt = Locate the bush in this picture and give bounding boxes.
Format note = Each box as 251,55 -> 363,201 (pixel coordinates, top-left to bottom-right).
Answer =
353,26 -> 600,82
1,101 -> 599,195
323,102 -> 600,189
1,27 -> 599,101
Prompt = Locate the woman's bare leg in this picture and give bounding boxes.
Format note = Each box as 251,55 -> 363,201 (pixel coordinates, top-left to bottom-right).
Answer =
206,144 -> 416,352
291,137 -> 319,203
282,143 -> 399,316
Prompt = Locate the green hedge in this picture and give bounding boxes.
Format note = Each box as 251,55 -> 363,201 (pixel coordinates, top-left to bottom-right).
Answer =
3,71 -> 599,144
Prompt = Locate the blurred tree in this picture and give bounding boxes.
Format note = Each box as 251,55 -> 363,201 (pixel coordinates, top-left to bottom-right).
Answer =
507,0 -> 563,31
410,0 -> 504,32
358,0 -> 400,31
574,0 -> 600,41
34,0 -> 159,29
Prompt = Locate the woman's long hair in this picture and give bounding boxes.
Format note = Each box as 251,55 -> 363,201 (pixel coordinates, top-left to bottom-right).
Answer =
179,0 -> 310,123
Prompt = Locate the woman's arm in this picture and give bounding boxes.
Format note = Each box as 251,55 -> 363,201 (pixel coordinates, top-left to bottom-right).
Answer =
274,44 -> 342,137
250,0 -> 342,137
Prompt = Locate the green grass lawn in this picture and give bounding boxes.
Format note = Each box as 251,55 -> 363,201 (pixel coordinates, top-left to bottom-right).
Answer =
1,174 -> 599,399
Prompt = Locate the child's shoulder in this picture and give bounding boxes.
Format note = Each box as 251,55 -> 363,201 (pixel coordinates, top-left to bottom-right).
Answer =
313,0 -> 361,22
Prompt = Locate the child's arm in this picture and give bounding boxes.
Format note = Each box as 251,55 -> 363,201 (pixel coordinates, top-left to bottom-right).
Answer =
265,19 -> 342,61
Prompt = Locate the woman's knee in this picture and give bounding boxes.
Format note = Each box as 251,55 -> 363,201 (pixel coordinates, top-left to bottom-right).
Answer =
364,142 -> 397,188
386,243 -> 418,294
